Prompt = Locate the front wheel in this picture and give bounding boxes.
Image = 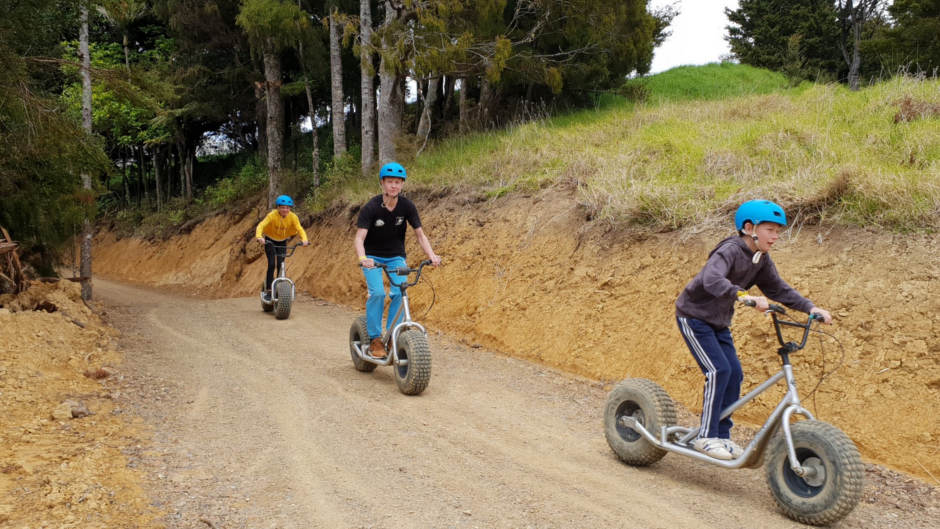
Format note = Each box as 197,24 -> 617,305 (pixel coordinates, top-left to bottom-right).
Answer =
604,378 -> 676,466
394,330 -> 431,395
274,281 -> 292,320
348,316 -> 376,372
765,420 -> 863,526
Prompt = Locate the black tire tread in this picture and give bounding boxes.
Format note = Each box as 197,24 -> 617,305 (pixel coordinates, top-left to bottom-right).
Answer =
349,316 -> 377,372
765,420 -> 864,526
604,378 -> 676,466
274,282 -> 292,319
395,330 -> 431,395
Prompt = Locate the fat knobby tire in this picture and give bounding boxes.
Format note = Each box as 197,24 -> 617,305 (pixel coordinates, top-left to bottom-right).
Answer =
765,419 -> 864,526
274,282 -> 292,319
604,378 -> 676,466
394,329 -> 431,395
349,316 -> 376,372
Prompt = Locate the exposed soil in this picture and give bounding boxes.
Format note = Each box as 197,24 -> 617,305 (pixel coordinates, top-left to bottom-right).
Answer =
93,188 -> 940,483
2,255 -> 937,527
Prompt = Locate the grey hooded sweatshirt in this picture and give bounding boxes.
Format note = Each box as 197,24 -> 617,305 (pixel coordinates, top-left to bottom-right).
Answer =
675,236 -> 814,329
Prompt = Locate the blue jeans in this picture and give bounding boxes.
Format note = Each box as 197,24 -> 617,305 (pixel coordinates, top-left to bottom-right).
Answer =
362,255 -> 407,340
677,316 -> 743,439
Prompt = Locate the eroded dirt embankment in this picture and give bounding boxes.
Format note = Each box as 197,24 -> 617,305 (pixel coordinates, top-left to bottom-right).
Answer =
94,189 -> 940,482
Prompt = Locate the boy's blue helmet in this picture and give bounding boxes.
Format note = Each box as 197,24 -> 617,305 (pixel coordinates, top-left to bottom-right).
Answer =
379,162 -> 407,180
735,200 -> 787,231
275,194 -> 294,207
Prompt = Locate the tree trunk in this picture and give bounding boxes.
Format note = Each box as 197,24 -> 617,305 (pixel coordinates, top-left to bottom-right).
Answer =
122,32 -> 131,74
303,83 -> 320,187
329,9 -> 346,157
441,75 -> 455,121
79,3 -> 93,301
262,41 -> 284,208
359,0 -> 375,176
848,22 -> 862,91
255,82 -> 267,156
136,144 -> 145,207
184,146 -> 193,202
122,146 -> 131,205
377,2 -> 403,165
416,76 -> 439,152
154,145 -> 163,211
458,77 -> 470,133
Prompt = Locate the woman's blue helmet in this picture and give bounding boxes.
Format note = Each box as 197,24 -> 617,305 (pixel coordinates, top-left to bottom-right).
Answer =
379,162 -> 407,180
275,194 -> 294,207
734,200 -> 787,232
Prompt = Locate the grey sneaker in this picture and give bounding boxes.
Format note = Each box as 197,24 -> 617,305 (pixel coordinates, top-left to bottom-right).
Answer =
723,439 -> 744,458
692,437 -> 733,460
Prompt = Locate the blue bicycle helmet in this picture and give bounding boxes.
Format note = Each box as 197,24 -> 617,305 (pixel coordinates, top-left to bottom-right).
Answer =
379,162 -> 407,180
734,200 -> 787,232
275,194 -> 294,207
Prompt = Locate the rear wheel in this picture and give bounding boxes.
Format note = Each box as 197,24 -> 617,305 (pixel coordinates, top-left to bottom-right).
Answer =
349,316 -> 376,372
765,420 -> 863,526
274,282 -> 292,319
394,329 -> 431,395
604,378 -> 676,466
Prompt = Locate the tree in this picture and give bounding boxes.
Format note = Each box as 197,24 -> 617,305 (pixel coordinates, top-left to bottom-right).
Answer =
0,0 -> 109,276
866,0 -> 940,75
80,1 -> 94,299
237,0 -> 310,206
726,0 -> 841,81
96,0 -> 148,73
837,0 -> 884,90
359,0 -> 376,175
329,6 -> 347,156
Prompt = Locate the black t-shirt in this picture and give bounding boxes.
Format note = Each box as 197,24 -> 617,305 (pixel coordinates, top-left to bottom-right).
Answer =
356,194 -> 422,257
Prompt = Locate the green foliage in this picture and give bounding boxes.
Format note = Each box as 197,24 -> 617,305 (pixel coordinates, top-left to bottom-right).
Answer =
236,0 -> 309,52
726,0 -> 842,81
202,156 -> 267,208
0,0 -> 110,267
865,0 -> 940,74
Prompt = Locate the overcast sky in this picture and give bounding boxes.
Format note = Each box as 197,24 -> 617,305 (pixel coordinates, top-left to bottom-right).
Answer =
649,0 -> 740,74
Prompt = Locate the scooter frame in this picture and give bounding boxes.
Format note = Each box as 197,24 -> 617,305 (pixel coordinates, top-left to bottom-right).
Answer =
350,260 -> 431,368
618,306 -> 825,479
260,242 -> 301,307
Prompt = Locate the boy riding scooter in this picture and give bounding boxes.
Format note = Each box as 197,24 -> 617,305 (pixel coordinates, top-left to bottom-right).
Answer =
675,199 -> 831,460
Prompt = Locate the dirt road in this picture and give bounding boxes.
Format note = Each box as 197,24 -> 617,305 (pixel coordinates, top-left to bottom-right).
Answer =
95,278 -> 937,529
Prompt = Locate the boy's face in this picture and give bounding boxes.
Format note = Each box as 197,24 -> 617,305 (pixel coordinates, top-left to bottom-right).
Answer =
277,205 -> 291,217
381,177 -> 404,198
748,222 -> 783,252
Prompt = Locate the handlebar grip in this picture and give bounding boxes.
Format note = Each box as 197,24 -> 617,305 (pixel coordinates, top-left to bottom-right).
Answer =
742,299 -> 756,307
768,304 -> 786,314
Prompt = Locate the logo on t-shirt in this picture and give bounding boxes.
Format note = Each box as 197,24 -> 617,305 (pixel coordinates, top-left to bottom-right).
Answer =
395,216 -> 404,226
374,219 -> 385,227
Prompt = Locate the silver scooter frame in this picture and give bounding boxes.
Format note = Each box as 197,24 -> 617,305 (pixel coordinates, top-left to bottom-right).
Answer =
619,307 -> 825,480
260,242 -> 300,307
350,261 -> 430,368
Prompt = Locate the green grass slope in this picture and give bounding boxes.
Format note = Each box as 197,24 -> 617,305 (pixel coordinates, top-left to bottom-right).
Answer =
397,64 -> 939,232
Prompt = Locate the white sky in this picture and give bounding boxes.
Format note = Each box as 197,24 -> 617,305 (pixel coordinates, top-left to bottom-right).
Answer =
649,0 -> 740,74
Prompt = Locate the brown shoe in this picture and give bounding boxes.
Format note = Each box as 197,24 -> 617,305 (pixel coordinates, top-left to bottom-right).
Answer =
369,338 -> 387,358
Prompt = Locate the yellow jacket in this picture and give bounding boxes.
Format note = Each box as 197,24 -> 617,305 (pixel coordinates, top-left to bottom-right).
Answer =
255,210 -> 308,242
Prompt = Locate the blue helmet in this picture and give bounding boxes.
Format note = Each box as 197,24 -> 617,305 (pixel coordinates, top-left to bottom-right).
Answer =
379,162 -> 407,180
275,194 -> 294,207
734,200 -> 787,232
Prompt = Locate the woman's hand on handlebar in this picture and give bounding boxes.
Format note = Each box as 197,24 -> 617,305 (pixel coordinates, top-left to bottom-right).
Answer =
810,306 -> 832,324
360,257 -> 376,269
257,237 -> 265,245
427,252 -> 442,267
301,240 -> 310,247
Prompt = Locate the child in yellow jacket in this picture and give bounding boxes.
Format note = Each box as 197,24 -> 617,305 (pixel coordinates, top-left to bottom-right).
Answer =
255,195 -> 309,300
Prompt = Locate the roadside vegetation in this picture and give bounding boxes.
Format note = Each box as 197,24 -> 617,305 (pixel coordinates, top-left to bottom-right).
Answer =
301,64 -> 940,233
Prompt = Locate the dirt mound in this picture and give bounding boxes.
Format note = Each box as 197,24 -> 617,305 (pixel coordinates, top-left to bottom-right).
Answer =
93,190 -> 940,483
0,281 -> 158,528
